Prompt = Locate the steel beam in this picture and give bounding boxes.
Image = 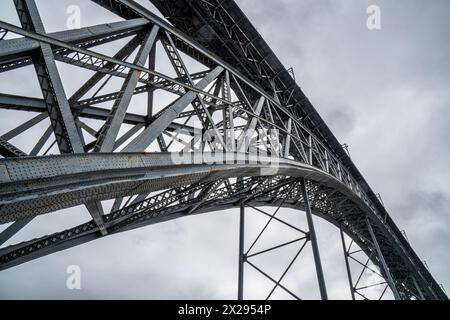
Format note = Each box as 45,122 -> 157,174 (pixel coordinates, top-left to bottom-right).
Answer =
238,201 -> 245,300
284,118 -> 292,158
95,25 -> 159,152
13,0 -> 83,154
147,45 -> 156,117
0,177 -> 306,272
0,138 -> 27,158
237,96 -> 265,152
68,32 -> 145,104
412,276 -> 425,300
340,227 -> 356,300
122,66 -> 223,152
300,178 -> 328,300
0,152 -> 324,223
1,113 -> 47,141
29,126 -> 53,156
0,18 -> 148,69
366,217 -> 401,300
0,218 -> 33,246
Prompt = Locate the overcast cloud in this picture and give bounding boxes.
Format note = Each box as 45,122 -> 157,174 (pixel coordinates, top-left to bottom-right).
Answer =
0,0 -> 449,299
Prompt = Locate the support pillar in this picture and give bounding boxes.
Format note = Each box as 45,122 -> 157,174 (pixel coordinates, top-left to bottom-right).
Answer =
366,217 -> 401,300
147,45 -> 156,118
340,227 -> 355,300
238,201 -> 245,300
300,178 -> 328,300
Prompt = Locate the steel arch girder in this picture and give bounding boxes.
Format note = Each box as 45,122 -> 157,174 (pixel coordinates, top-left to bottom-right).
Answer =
0,152 -> 336,223
0,152 -> 428,298
0,172 -> 418,299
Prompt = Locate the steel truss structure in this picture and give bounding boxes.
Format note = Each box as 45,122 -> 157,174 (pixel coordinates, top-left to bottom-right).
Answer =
0,0 -> 446,300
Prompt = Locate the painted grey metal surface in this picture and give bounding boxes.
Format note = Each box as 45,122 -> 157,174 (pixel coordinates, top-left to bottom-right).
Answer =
300,178 -> 328,300
0,0 -> 446,300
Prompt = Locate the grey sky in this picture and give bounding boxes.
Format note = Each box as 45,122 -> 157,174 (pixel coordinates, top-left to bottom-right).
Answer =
0,0 -> 449,299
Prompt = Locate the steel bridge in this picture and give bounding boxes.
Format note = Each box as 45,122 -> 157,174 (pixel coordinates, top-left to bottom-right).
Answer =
0,0 -> 446,300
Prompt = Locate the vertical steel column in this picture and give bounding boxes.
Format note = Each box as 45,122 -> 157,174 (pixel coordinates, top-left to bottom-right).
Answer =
238,201 -> 245,300
366,217 -> 401,300
13,0 -> 84,154
300,178 -> 328,300
412,276 -> 425,300
147,45 -> 156,117
340,227 -> 355,300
